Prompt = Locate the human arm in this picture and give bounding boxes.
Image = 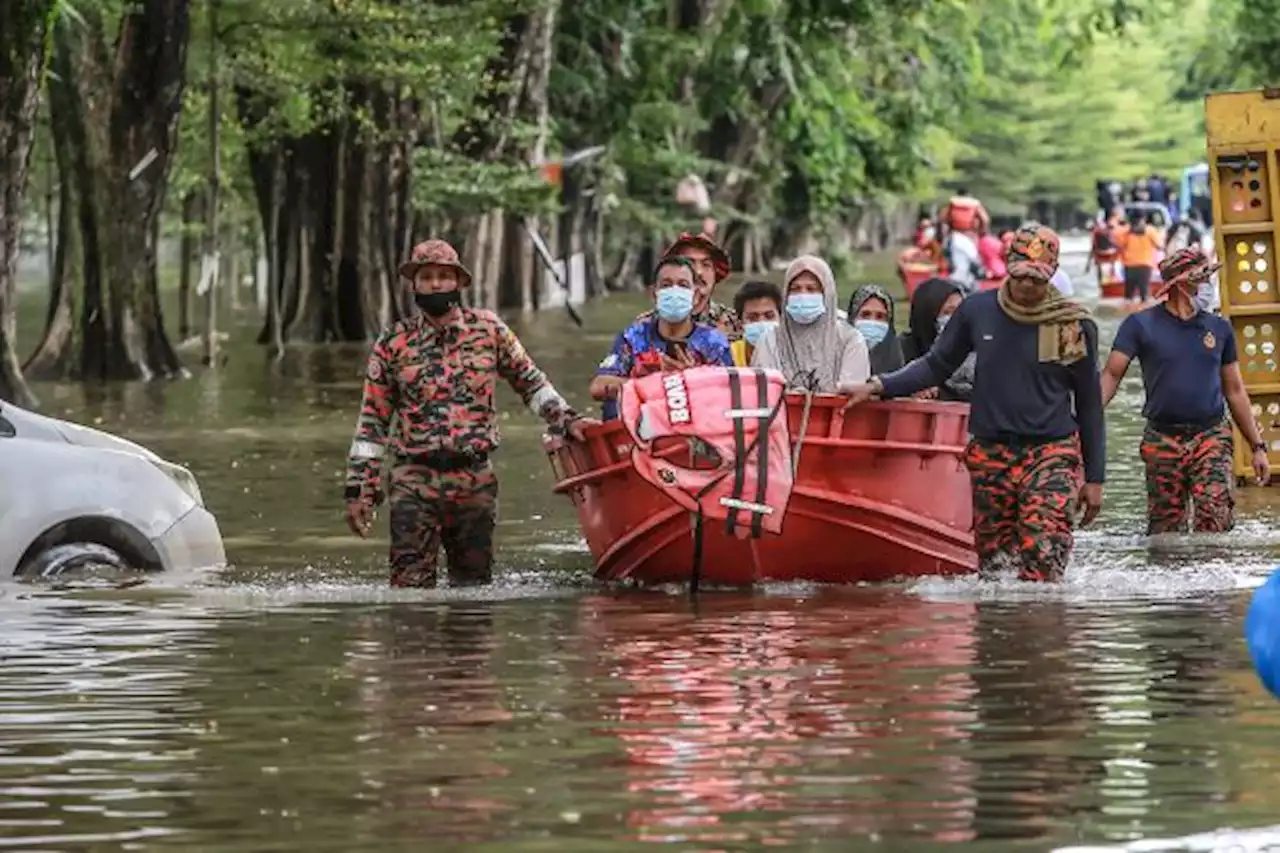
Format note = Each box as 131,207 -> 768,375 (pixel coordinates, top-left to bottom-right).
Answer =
877,301 -> 974,399
1222,333 -> 1270,484
589,332 -> 632,403
344,339 -> 397,536
834,329 -> 871,391
495,317 -> 591,437
1072,320 -> 1106,524
1101,316 -> 1140,407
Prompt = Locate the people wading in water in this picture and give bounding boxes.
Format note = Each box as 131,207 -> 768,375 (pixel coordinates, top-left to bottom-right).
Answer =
1100,245 -> 1270,534
844,224 -> 1105,582
636,232 -> 742,340
343,239 -> 597,588
751,255 -> 870,392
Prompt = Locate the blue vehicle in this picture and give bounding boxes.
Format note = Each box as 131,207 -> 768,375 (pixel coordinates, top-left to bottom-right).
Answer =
1179,162 -> 1211,224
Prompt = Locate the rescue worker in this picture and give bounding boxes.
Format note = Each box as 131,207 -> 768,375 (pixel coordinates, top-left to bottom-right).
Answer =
636,232 -> 742,340
1117,214 -> 1163,304
731,279 -> 783,367
752,255 -> 870,392
1100,246 -> 1270,534
847,284 -> 905,375
844,224 -> 1106,582
592,256 -> 733,419
939,188 -> 991,241
343,239 -> 597,588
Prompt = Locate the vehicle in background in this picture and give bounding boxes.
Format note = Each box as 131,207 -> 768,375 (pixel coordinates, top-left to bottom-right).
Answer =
0,402 -> 226,580
1180,162 -> 1212,226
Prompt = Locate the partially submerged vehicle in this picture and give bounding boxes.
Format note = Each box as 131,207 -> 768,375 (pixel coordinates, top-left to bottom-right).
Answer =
0,402 -> 226,579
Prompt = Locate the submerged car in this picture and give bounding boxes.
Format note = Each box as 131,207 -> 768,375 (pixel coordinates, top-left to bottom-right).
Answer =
0,402 -> 226,579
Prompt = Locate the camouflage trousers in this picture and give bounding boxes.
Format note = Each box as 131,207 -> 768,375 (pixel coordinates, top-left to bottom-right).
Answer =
1140,420 -> 1234,535
963,437 -> 1083,582
387,463 -> 498,588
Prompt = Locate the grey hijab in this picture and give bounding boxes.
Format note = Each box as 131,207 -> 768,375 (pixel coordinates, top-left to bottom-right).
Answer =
754,255 -> 867,392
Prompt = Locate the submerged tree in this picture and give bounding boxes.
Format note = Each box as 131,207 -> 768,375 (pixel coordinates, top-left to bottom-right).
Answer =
0,0 -> 59,406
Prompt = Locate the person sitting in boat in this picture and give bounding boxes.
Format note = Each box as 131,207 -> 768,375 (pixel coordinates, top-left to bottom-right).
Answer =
751,255 -> 870,392
1100,245 -> 1269,535
844,224 -> 1105,583
635,232 -> 742,341
946,229 -> 984,294
847,284 -> 904,374
592,256 -> 733,420
730,279 -> 783,367
899,277 -> 974,401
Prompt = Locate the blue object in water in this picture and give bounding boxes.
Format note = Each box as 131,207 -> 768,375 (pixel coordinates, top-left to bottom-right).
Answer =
1245,568 -> 1280,698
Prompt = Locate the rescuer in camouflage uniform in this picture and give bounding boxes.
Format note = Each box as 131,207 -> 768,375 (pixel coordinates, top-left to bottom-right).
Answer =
636,231 -> 743,340
344,239 -> 598,588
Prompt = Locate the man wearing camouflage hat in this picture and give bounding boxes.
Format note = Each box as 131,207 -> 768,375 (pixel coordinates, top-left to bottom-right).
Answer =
842,223 -> 1106,582
635,231 -> 743,341
343,238 -> 598,588
1101,245 -> 1269,534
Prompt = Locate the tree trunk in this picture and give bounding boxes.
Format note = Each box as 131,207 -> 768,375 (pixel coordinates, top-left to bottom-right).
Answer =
0,0 -> 58,406
202,0 -> 221,368
177,191 -> 198,340
23,170 -> 77,379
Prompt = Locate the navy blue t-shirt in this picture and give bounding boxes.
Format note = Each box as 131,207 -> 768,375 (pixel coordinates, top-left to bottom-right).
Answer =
878,290 -> 1106,483
1110,305 -> 1238,427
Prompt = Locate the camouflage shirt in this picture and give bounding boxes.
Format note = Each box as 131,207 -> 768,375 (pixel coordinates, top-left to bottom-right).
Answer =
635,300 -> 742,341
345,308 -> 577,499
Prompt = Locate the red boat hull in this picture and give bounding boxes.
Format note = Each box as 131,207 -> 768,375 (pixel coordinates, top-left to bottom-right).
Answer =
897,249 -> 1002,300
547,397 -> 977,585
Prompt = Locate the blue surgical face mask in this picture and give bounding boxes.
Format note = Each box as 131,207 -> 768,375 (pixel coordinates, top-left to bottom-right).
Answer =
855,319 -> 889,348
656,287 -> 694,323
744,320 -> 777,347
786,293 -> 826,325
936,313 -> 953,333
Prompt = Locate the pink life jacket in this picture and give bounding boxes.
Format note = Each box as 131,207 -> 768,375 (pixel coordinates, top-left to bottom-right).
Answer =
977,234 -> 1006,278
620,366 -> 793,538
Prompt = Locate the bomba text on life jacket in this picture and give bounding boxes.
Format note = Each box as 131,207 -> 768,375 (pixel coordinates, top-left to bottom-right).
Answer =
663,373 -> 691,424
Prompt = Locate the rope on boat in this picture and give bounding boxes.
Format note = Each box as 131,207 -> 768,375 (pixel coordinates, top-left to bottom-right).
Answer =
791,370 -> 818,474
687,379 -> 790,597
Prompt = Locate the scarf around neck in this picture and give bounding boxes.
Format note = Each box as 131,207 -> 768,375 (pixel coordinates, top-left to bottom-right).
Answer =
996,279 -> 1092,365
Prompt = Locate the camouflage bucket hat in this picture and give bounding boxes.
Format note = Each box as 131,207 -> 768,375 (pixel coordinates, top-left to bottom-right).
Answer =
399,239 -> 473,288
1157,246 -> 1221,296
1005,223 -> 1060,282
662,231 -> 731,282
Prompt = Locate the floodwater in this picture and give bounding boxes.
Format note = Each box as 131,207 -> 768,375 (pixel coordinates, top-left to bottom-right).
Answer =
7,251 -> 1280,851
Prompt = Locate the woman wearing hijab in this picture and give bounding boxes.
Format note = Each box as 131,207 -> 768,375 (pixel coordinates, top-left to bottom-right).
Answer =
899,277 -> 975,401
752,255 -> 870,392
847,284 -> 904,374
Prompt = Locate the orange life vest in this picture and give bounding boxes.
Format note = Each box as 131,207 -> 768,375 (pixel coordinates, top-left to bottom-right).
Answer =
620,366 -> 794,538
946,197 -> 980,232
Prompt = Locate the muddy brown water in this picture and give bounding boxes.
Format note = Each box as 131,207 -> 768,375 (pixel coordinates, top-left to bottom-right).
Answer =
8,256 -> 1280,851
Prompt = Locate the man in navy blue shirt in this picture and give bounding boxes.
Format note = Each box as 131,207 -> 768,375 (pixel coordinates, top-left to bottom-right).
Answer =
843,224 -> 1105,582
1101,245 -> 1269,534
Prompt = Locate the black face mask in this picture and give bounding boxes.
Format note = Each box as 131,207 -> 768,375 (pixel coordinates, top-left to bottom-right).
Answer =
414,291 -> 460,317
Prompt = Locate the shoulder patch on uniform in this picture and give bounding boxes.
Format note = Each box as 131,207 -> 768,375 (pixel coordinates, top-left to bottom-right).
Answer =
1203,330 -> 1216,350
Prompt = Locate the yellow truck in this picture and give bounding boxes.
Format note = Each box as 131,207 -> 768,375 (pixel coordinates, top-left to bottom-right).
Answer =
1205,88 -> 1280,483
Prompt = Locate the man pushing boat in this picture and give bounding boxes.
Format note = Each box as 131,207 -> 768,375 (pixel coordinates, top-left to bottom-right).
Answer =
1100,245 -> 1270,535
843,224 -> 1106,582
343,239 -> 597,588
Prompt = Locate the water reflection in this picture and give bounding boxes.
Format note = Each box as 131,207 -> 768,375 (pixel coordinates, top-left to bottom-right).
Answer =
581,591 -> 979,845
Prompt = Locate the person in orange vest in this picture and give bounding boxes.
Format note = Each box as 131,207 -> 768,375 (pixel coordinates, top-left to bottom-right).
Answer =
939,189 -> 991,241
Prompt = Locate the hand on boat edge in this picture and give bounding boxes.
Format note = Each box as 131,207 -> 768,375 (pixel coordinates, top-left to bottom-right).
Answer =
1076,482 -> 1103,528
568,416 -> 602,442
840,381 -> 881,411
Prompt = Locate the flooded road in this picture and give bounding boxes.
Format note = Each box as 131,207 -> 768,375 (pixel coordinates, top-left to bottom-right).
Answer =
8,253 -> 1280,851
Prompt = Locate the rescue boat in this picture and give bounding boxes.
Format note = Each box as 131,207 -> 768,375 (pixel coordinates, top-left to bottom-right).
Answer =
546,368 -> 977,586
897,247 -> 1002,300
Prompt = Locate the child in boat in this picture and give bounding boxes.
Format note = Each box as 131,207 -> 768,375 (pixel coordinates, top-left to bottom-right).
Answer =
731,279 -> 783,367
899,277 -> 974,401
847,284 -> 904,375
751,255 -> 870,392
591,256 -> 733,420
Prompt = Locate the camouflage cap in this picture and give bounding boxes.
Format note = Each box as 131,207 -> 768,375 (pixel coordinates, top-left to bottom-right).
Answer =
1156,245 -> 1221,297
398,239 -> 473,287
1005,223 -> 1060,282
662,231 -> 731,282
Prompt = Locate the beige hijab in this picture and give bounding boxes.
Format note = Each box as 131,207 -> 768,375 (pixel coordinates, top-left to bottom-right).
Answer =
752,255 -> 869,392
